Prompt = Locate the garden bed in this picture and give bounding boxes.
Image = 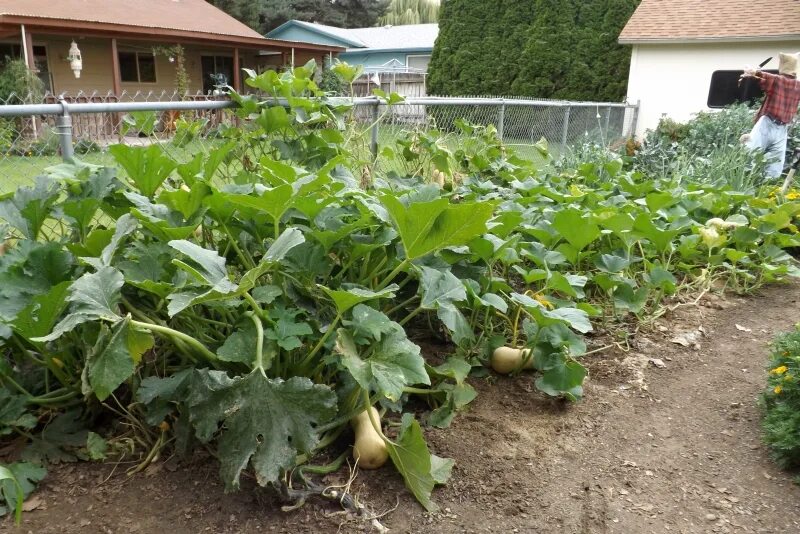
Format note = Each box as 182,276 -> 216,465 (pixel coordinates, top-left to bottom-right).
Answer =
10,283 -> 800,533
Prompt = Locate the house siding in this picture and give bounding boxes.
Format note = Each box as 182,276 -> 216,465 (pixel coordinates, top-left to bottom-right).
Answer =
626,40 -> 800,137
28,36 -> 262,96
340,50 -> 431,71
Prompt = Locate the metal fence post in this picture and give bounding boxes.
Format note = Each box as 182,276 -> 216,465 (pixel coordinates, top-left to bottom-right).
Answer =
497,99 -> 505,141
603,106 -> 611,139
561,105 -> 571,147
370,99 -> 379,159
56,99 -> 74,162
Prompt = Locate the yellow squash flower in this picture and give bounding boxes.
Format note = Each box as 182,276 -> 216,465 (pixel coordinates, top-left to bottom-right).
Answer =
774,385 -> 783,394
771,365 -> 789,375
534,293 -> 555,310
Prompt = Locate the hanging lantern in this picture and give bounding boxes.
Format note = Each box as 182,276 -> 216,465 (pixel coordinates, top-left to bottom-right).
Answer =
67,41 -> 82,78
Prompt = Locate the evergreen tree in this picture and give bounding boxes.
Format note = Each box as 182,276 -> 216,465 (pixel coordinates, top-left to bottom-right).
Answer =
429,0 -> 639,100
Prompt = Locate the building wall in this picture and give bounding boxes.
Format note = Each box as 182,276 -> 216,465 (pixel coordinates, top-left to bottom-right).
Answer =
340,50 -> 432,71
29,36 -> 261,96
626,40 -> 800,137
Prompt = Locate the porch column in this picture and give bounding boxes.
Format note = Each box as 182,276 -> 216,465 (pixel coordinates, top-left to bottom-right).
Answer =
20,24 -> 35,70
110,38 -> 122,96
233,48 -> 241,92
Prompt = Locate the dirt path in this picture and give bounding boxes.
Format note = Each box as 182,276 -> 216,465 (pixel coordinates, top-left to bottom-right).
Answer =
11,284 -> 800,533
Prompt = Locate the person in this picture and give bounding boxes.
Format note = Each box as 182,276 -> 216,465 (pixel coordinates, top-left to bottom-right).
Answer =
740,52 -> 800,178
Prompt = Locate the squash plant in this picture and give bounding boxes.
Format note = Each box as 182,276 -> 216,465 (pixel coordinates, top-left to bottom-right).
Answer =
1,62 -> 800,519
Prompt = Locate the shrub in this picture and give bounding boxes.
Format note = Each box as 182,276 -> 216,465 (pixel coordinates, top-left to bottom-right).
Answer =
633,104 -> 769,189
761,327 -> 800,469
0,58 -> 43,104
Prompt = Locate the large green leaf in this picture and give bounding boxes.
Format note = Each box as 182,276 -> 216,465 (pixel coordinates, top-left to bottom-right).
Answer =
238,228 -> 305,292
82,213 -> 139,269
217,321 -> 272,367
419,267 -> 467,309
381,194 -> 495,260
0,176 -> 60,240
85,316 -> 153,401
223,184 -> 294,224
385,413 -> 445,512
0,463 -> 46,522
595,253 -> 630,273
335,328 -> 429,402
109,144 -> 176,198
187,371 -> 337,490
0,390 -> 37,436
342,304 -> 394,343
168,240 -> 236,291
33,267 -> 124,342
11,281 -> 71,343
552,208 -> 600,251
167,240 -> 238,316
535,358 -> 587,401
321,285 -> 399,315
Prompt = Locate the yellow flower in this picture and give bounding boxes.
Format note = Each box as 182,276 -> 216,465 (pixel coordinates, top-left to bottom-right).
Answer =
787,192 -> 800,201
784,374 -> 794,382
534,293 -> 555,310
774,385 -> 783,394
771,365 -> 789,375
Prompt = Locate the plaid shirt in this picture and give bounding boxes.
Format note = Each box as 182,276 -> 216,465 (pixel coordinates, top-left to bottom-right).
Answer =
755,72 -> 800,125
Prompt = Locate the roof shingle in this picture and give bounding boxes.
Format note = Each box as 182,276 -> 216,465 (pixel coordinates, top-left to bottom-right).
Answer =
0,0 -> 263,39
619,0 -> 800,43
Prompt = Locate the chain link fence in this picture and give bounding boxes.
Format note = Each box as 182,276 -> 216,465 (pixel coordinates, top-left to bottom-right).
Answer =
0,91 -> 638,195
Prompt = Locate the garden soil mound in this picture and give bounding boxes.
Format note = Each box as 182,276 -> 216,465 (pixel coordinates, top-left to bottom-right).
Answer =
12,284 -> 800,533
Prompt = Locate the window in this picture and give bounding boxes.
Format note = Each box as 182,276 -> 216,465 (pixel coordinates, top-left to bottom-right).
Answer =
201,55 -> 234,94
707,69 -> 779,108
118,51 -> 157,83
406,54 -> 431,73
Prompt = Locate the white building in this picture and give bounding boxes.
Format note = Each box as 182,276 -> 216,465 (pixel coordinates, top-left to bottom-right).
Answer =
619,0 -> 800,137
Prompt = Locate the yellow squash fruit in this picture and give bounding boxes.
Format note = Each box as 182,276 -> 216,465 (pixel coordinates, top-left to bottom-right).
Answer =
491,346 -> 534,374
350,407 -> 388,469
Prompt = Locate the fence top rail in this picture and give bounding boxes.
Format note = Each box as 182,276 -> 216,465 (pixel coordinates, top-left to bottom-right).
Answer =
0,95 -> 636,118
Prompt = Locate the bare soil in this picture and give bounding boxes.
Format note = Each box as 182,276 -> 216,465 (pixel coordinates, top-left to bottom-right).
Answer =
8,283 -> 800,534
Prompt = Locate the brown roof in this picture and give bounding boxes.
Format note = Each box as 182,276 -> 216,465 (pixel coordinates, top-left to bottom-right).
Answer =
0,0 -> 343,51
619,0 -> 800,43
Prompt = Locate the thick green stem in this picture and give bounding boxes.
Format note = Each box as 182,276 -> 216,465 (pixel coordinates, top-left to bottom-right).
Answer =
403,387 -> 436,395
361,389 -> 392,444
221,220 -> 255,270
248,313 -> 265,374
386,294 -> 419,316
376,258 -> 409,290
130,320 -> 219,364
244,292 -> 265,318
398,306 -> 424,327
299,314 -> 341,370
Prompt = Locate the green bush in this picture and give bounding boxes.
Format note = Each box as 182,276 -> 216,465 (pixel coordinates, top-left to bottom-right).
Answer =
633,104 -> 768,189
761,327 -> 800,469
0,58 -> 43,103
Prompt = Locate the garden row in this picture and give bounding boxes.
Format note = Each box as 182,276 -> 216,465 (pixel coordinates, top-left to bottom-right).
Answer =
1,62 -> 799,521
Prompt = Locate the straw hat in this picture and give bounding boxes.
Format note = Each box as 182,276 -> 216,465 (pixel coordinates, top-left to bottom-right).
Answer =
779,52 -> 799,77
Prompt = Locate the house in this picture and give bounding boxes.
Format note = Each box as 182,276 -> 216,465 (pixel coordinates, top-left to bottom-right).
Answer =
267,21 -> 437,97
0,0 -> 343,97
619,0 -> 800,137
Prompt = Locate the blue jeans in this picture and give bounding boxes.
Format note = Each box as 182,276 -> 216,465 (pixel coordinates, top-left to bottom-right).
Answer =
746,116 -> 788,178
